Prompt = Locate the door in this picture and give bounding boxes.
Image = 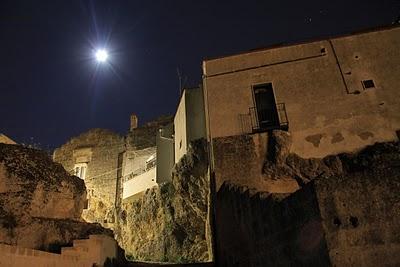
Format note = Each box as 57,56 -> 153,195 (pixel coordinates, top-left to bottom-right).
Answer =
253,83 -> 279,130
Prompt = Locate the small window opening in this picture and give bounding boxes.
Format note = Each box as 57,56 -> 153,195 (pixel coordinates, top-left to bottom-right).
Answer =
349,216 -> 359,228
179,140 -> 182,149
83,199 -> 89,210
333,217 -> 342,227
74,163 -> 88,179
362,79 -> 375,89
320,48 -> 326,54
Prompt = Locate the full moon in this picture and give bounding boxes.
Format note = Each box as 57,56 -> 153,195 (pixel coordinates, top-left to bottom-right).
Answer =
95,49 -> 108,62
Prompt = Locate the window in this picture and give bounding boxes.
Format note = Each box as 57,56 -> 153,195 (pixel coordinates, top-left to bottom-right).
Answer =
145,153 -> 156,170
253,83 -> 280,130
362,79 -> 375,89
74,163 -> 87,179
83,199 -> 89,209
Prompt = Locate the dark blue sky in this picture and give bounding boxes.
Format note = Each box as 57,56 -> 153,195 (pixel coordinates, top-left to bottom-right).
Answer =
1,0 -> 399,150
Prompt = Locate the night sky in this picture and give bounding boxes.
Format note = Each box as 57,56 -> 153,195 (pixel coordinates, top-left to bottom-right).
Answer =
1,0 -> 399,150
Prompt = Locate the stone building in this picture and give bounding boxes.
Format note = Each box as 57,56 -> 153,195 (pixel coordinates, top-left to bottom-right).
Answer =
121,115 -> 173,201
201,26 -> 400,266
53,129 -> 125,226
202,25 -> 400,191
53,115 -> 173,226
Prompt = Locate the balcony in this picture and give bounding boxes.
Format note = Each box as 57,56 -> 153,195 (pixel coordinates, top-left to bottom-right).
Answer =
239,103 -> 289,133
122,166 -> 157,200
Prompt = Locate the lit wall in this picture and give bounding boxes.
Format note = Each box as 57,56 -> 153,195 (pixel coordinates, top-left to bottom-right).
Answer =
174,92 -> 187,163
174,88 -> 207,163
122,167 -> 157,200
203,26 -> 400,158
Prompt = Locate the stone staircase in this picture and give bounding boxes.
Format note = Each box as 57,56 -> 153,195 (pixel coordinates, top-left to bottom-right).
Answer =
60,234 -> 117,265
0,234 -> 117,267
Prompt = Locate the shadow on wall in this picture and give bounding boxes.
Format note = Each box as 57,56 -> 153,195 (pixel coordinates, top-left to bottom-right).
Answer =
214,141 -> 400,267
215,182 -> 331,267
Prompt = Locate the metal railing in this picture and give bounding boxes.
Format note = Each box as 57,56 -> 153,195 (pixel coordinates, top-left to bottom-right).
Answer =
239,103 -> 288,133
123,164 -> 156,183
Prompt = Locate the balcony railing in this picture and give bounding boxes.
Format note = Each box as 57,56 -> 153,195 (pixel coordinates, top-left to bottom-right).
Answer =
239,103 -> 288,133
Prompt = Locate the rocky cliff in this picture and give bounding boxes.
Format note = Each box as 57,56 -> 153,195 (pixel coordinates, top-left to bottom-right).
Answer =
0,144 -> 112,252
115,139 -> 210,263
214,132 -> 400,267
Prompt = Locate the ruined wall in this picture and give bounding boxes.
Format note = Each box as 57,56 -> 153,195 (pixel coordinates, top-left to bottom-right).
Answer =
53,129 -> 125,225
203,26 -> 400,158
214,141 -> 400,267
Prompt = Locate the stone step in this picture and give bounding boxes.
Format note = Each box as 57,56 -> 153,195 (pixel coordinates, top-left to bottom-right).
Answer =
61,247 -> 80,257
73,244 -> 90,253
89,234 -> 114,241
73,239 -> 88,247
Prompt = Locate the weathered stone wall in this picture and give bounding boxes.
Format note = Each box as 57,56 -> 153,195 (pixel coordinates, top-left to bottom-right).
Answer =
216,183 -> 331,266
213,132 -> 299,192
315,150 -> 400,266
214,141 -> 400,267
53,129 -> 125,225
203,26 -> 400,158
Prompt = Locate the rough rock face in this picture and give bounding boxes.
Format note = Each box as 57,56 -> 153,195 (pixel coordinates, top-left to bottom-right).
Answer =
115,139 -> 210,263
262,130 -> 347,185
215,140 -> 400,267
264,130 -> 400,187
0,144 -> 112,252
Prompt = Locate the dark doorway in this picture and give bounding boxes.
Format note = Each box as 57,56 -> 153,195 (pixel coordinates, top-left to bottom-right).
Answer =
253,83 -> 280,130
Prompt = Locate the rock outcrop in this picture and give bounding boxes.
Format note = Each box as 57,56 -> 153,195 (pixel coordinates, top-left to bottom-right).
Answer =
0,144 -> 112,252
115,139 -> 210,263
215,140 -> 400,267
264,130 -> 400,187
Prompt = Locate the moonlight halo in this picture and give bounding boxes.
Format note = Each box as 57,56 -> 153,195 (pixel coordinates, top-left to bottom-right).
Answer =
95,49 -> 108,63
